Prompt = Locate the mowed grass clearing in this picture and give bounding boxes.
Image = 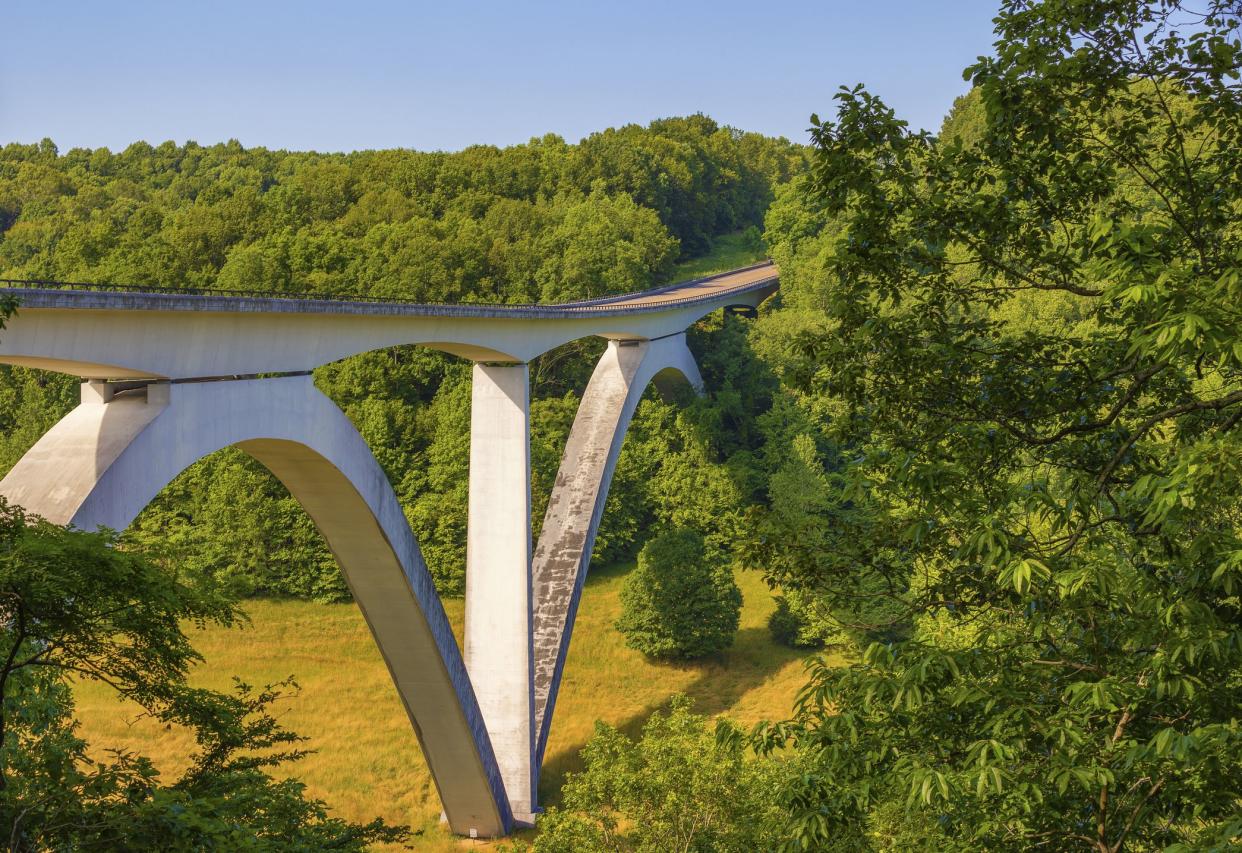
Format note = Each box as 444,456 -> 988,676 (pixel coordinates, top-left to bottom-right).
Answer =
670,230 -> 766,281
72,563 -> 831,850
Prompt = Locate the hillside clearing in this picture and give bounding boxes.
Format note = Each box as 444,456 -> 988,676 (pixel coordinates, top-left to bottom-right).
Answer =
670,231 -> 766,281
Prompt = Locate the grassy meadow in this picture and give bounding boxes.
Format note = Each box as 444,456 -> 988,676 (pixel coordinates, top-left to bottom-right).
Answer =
72,562 -> 831,849
670,230 -> 766,281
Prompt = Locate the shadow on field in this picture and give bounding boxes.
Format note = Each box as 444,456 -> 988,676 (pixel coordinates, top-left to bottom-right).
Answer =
538,624 -> 807,804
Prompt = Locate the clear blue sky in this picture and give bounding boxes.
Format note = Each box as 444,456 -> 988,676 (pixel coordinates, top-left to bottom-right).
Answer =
3,1 -> 1001,153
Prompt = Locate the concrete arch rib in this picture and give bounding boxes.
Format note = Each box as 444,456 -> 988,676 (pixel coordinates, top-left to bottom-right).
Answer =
0,375 -> 512,838
530,335 -> 702,763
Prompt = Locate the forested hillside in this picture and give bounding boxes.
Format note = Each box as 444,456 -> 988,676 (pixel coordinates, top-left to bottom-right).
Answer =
0,116 -> 805,598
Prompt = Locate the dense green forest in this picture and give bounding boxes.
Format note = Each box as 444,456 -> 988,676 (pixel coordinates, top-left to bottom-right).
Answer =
737,1 -> 1242,849
0,115 -> 805,599
3,0 -> 1240,849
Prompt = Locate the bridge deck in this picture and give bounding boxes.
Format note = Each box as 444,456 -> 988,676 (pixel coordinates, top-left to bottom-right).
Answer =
0,261 -> 778,376
0,261 -> 777,319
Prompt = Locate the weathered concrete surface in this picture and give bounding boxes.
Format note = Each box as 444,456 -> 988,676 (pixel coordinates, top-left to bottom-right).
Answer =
464,364 -> 536,821
530,335 -> 702,763
0,264 -> 778,378
0,376 -> 513,838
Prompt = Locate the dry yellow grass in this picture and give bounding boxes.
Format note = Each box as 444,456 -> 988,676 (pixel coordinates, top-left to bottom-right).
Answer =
72,563 -> 831,849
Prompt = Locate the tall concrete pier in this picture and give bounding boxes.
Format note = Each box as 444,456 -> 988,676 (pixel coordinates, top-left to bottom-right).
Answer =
0,262 -> 777,837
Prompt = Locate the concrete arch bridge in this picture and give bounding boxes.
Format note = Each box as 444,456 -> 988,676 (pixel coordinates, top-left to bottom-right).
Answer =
0,262 -> 778,837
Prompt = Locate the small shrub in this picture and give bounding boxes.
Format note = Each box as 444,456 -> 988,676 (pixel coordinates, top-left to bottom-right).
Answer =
532,696 -> 783,852
767,594 -> 823,649
615,528 -> 741,659
741,224 -> 764,255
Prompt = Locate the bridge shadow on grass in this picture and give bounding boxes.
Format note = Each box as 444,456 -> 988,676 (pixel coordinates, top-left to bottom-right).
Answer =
537,561 -> 819,806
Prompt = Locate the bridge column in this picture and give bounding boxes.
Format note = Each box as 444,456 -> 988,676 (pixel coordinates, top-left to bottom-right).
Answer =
530,336 -> 703,765
464,363 -> 536,822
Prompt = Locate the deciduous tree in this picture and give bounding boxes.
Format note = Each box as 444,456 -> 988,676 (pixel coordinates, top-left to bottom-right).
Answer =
0,500 -> 407,849
755,1 -> 1242,849
616,528 -> 741,660
532,697 -> 782,853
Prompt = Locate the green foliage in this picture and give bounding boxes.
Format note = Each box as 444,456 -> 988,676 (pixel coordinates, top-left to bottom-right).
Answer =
5,673 -> 408,851
566,115 -> 806,257
616,529 -> 741,660
668,228 -> 767,281
0,499 -> 238,731
531,696 -> 782,852
0,120 -> 802,292
754,1 -> 1242,850
533,187 -> 678,302
937,88 -> 986,148
767,593 -> 823,650
129,449 -> 351,602
0,499 -> 407,849
744,429 -> 904,650
403,370 -> 473,594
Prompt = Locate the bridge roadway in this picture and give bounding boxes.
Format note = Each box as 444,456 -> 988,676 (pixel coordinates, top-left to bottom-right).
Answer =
0,262 -> 778,838
0,261 -> 778,378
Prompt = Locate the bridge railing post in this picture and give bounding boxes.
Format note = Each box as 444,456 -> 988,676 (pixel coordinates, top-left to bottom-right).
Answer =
464,362 -> 536,822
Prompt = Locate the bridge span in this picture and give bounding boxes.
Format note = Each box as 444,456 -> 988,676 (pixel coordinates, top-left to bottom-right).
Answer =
0,262 -> 778,837
0,261 -> 777,377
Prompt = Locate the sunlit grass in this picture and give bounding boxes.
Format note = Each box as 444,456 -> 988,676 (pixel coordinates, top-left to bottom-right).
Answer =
72,564 -> 833,850
670,230 -> 766,281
